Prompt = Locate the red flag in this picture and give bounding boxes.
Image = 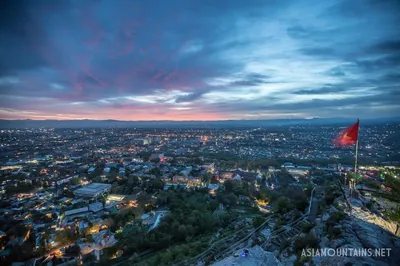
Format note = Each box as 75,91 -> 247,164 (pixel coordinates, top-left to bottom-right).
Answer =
333,120 -> 359,146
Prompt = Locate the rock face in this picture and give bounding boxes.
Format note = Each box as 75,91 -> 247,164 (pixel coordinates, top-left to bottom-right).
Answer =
312,253 -> 389,266
309,196 -> 400,266
211,245 -> 282,266
279,254 -> 296,266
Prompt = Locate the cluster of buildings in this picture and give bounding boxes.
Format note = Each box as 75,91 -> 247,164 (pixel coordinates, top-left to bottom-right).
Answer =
0,180 -> 129,264
0,126 -> 398,265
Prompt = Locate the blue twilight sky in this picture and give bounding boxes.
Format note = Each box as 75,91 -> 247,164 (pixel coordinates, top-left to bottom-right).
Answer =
0,0 -> 399,120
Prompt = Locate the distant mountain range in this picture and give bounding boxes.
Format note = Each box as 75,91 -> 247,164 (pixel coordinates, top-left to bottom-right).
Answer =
0,117 -> 399,129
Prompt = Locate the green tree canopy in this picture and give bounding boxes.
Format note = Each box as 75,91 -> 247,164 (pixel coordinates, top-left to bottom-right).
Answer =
275,197 -> 291,213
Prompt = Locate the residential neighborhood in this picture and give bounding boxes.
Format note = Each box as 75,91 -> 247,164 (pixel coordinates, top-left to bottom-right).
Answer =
0,126 -> 399,265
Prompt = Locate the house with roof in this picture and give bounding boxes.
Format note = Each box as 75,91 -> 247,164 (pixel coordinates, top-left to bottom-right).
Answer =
219,171 -> 234,181
233,169 -> 262,182
89,202 -> 103,213
172,175 -> 188,183
180,166 -> 192,177
208,184 -> 220,196
88,167 -> 96,174
187,175 -> 201,186
64,207 -> 90,219
201,163 -> 215,172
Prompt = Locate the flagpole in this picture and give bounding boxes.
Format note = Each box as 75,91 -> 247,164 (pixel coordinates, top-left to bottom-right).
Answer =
350,119 -> 359,213
354,118 -> 360,188
354,139 -> 359,176
350,140 -> 358,212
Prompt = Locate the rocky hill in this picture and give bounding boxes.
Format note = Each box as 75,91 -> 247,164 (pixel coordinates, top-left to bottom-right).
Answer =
278,188 -> 400,266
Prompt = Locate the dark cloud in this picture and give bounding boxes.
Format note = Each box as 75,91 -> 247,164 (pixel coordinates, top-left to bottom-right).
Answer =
293,86 -> 347,95
382,73 -> 400,83
228,73 -> 273,87
0,0 -> 261,102
0,0 -> 399,119
247,73 -> 270,79
229,79 -> 267,87
213,87 -> 400,115
175,92 -> 205,103
325,0 -> 400,21
370,40 -> 400,53
355,55 -> 400,71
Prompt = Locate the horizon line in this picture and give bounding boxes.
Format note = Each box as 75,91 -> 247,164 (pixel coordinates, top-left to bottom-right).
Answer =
1,117 -> 399,122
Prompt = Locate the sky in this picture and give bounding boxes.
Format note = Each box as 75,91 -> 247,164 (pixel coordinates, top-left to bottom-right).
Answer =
0,0 -> 399,121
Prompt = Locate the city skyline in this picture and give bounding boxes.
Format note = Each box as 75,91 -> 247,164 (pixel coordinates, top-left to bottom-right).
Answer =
0,0 -> 399,120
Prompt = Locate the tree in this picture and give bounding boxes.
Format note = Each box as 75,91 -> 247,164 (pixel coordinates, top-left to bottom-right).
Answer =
13,224 -> 28,237
301,223 -> 314,233
38,237 -> 47,256
253,216 -> 264,228
224,180 -> 234,193
146,178 -> 164,192
83,253 -> 96,265
261,174 -> 267,185
383,173 -> 400,199
115,190 -> 220,256
217,212 -> 231,227
324,188 -> 336,205
55,229 -> 77,246
86,234 -> 94,243
116,225 -> 145,252
259,187 -> 270,201
176,225 -> 187,241
226,194 -> 239,206
202,172 -> 212,185
385,208 -> 400,222
294,233 -> 318,253
151,158 -> 161,163
65,244 -> 81,256
11,242 -> 34,262
137,193 -> 151,208
128,176 -> 140,187
70,177 -> 82,185
149,167 -> 162,177
286,188 -> 308,211
102,245 -> 120,259
304,185 -> 313,197
275,197 -> 291,213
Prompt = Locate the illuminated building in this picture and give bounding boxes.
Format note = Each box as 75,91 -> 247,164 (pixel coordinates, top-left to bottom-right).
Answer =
73,183 -> 111,198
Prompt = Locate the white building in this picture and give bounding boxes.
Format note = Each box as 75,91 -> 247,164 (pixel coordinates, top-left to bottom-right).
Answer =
73,183 -> 111,198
